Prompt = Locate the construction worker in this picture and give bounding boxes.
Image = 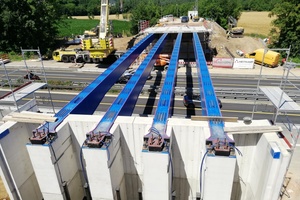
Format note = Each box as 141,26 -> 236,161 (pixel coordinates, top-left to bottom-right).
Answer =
226,31 -> 231,39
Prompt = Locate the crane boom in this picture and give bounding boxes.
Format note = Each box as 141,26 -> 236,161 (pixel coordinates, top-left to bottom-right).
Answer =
100,0 -> 109,39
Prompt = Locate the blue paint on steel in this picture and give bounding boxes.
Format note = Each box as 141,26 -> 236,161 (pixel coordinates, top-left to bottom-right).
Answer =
0,129 -> 9,140
149,33 -> 182,138
36,33 -> 155,134
193,32 -> 232,141
91,33 -> 169,134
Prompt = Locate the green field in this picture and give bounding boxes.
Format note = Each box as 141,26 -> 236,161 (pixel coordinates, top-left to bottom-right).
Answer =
238,11 -> 276,37
57,19 -> 131,37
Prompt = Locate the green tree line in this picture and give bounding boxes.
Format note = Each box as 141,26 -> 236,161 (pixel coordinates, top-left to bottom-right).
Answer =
0,0 -> 299,58
40,0 -> 282,17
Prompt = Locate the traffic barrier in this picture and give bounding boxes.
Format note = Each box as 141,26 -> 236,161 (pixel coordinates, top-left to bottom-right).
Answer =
212,57 -> 233,68
109,37 -> 114,47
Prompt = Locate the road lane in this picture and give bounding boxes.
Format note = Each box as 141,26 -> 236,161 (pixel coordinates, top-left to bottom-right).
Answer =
2,90 -> 299,123
2,68 -> 300,91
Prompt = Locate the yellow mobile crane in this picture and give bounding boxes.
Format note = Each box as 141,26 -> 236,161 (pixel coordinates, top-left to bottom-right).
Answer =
52,0 -> 115,63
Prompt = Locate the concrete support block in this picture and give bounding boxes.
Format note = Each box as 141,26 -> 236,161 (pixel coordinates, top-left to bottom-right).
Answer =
27,123 -> 84,200
261,142 -> 282,199
0,122 -> 42,200
26,144 -> 64,200
142,151 -> 170,200
82,124 -> 125,200
203,156 -> 236,200
83,148 -> 113,199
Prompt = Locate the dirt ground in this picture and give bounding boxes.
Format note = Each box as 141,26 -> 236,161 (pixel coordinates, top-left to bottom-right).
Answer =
113,36 -> 136,51
113,19 -> 265,58
209,22 -> 265,58
75,14 -> 266,56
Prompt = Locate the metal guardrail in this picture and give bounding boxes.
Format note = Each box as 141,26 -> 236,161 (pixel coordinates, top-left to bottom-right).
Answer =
2,82 -> 300,102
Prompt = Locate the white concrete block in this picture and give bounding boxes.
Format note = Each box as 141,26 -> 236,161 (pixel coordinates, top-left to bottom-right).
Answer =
0,122 -> 42,199
26,144 -> 63,199
83,148 -> 113,199
244,132 -> 290,200
204,156 -> 236,200
269,142 -> 280,159
142,151 -> 170,200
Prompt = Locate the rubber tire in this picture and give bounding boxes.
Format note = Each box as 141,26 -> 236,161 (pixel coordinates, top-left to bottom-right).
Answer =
69,55 -> 76,63
61,55 -> 69,63
76,57 -> 83,63
92,58 -> 99,63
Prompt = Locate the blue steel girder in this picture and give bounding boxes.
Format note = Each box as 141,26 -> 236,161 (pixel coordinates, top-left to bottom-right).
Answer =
193,32 -> 234,153
88,33 -> 169,136
143,33 -> 182,152
33,33 -> 155,138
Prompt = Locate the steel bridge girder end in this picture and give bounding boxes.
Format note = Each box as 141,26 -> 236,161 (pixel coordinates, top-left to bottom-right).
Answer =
205,139 -> 236,157
142,136 -> 170,152
29,134 -> 47,145
85,132 -> 112,149
29,129 -> 57,145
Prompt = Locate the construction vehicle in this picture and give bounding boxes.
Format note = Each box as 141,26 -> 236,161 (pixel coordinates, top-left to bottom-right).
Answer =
83,26 -> 99,37
153,54 -> 185,70
154,54 -> 170,70
244,49 -> 280,68
52,0 -> 115,63
227,16 -> 244,38
192,15 -> 200,22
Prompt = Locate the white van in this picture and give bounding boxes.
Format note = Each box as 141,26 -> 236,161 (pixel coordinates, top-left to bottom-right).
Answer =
159,14 -> 174,22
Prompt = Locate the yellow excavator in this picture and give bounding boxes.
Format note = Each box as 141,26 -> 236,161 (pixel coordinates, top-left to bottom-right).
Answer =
227,16 -> 244,38
52,0 -> 115,63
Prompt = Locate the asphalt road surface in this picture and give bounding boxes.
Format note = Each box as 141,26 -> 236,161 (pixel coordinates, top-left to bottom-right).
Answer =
1,90 -> 299,124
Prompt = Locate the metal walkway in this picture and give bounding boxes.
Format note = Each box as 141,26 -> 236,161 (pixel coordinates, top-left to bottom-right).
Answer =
0,82 -> 46,103
85,33 -> 169,148
30,33 -> 155,144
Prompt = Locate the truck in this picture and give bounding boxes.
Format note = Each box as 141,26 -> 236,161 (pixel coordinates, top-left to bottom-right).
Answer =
52,0 -> 115,63
244,49 -> 280,68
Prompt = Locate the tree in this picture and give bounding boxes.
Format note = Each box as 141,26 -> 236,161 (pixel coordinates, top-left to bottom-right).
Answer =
129,0 -> 160,34
239,0 -> 281,11
0,0 -> 61,54
199,0 -> 242,28
269,0 -> 300,58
